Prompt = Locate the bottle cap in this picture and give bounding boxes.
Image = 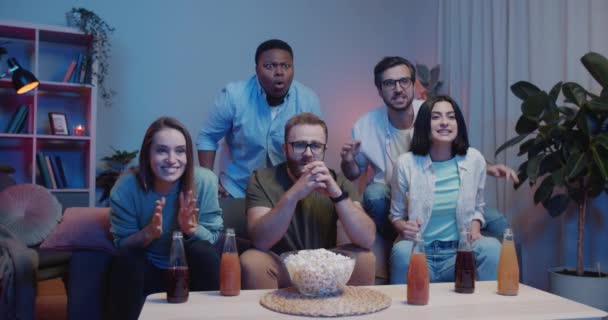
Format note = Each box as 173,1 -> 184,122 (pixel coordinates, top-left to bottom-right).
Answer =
226,228 -> 235,235
172,231 -> 183,238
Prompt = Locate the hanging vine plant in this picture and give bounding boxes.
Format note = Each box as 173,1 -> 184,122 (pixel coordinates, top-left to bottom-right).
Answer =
66,7 -> 116,107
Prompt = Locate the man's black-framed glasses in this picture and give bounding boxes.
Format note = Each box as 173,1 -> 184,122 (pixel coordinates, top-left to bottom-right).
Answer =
288,141 -> 326,155
381,77 -> 413,90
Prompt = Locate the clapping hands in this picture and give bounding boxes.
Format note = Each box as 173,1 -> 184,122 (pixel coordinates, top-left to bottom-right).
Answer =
178,190 -> 199,236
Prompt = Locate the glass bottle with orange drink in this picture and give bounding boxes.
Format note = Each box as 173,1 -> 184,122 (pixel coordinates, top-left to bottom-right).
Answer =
497,228 -> 519,295
407,232 -> 429,305
220,228 -> 241,296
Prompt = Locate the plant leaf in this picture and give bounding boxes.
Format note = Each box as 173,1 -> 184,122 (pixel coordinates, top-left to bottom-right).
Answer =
593,133 -> 608,150
527,154 -> 543,184
430,65 -> 440,85
522,92 -> 548,119
518,138 -> 536,156
576,106 -> 597,136
565,152 -> 588,180
516,115 -> 538,134
543,99 -> 561,124
588,165 -> 606,198
562,82 -> 587,107
534,176 -> 554,204
590,145 -> 608,179
540,151 -> 563,175
581,52 -> 608,89
511,81 -> 542,100
551,167 -> 565,186
558,106 -> 578,122
416,64 -> 430,82
548,81 -> 563,102
495,134 -> 529,157
589,96 -> 608,112
543,194 -> 570,217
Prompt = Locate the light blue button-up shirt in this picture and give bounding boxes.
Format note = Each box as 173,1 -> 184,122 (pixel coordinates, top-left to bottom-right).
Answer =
197,75 -> 322,198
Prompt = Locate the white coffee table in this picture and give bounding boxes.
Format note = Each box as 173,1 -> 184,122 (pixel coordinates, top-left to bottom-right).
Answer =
140,281 -> 607,319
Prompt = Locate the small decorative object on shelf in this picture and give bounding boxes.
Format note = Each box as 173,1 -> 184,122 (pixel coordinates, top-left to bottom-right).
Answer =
73,124 -> 85,136
65,7 -> 116,108
48,112 -> 69,135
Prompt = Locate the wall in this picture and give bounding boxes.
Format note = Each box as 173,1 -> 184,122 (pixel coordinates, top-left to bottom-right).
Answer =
0,0 -> 439,170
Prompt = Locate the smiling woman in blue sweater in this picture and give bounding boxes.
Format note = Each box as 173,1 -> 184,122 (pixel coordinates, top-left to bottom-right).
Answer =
108,117 -> 223,319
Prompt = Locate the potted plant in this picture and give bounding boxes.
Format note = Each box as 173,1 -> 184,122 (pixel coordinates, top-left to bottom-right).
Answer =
415,63 -> 443,100
496,52 -> 608,311
96,148 -> 138,205
66,7 -> 115,108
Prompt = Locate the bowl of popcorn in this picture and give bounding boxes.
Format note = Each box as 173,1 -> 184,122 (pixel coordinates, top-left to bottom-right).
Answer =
281,248 -> 355,297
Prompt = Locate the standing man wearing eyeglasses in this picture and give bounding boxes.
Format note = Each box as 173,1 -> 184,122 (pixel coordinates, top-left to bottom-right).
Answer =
340,56 -> 520,243
240,113 -> 376,289
197,39 -> 322,198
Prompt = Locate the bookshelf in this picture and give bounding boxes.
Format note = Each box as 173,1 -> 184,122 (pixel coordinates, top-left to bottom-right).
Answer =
0,20 -> 97,207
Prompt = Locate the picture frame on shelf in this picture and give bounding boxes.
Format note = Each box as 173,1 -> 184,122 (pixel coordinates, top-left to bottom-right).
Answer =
49,112 -> 69,135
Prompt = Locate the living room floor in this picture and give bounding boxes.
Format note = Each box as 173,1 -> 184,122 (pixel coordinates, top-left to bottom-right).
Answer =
36,279 -> 67,320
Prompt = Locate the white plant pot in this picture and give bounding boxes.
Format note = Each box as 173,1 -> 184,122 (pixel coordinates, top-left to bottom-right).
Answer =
548,267 -> 608,312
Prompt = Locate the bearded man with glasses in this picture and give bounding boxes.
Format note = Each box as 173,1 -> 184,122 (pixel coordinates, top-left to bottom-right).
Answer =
240,112 -> 376,289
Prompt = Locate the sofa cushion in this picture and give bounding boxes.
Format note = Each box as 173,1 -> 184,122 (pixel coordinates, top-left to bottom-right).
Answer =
40,207 -> 118,254
0,184 -> 62,246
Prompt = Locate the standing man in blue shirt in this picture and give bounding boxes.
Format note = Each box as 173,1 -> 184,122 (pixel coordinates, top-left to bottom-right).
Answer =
197,39 -> 322,198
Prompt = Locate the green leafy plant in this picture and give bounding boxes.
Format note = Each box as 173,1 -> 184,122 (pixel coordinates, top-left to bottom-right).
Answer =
96,148 -> 138,205
496,52 -> 608,277
416,63 -> 443,100
66,7 -> 116,107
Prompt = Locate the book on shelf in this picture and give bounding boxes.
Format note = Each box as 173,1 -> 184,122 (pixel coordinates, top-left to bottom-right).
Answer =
71,53 -> 83,83
5,105 -> 28,133
44,155 -> 58,189
62,60 -> 77,83
54,156 -> 69,188
36,152 -> 52,188
49,156 -> 65,189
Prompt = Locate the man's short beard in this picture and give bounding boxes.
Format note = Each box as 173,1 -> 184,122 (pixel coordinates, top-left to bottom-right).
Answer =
385,96 -> 413,112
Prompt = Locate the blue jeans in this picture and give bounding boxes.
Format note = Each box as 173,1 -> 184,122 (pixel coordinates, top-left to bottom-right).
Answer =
389,237 -> 501,284
362,183 -> 396,241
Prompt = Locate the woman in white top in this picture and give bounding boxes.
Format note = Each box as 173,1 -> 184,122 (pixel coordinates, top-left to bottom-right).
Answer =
389,95 -> 501,284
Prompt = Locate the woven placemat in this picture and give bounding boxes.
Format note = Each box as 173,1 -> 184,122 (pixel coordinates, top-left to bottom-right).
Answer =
260,286 -> 391,317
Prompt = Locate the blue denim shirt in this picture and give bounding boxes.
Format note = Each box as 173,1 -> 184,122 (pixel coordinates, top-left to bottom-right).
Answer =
197,76 -> 322,198
389,148 -> 487,234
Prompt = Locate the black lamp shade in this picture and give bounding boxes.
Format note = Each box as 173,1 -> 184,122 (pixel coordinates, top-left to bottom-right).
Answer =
7,58 -> 39,94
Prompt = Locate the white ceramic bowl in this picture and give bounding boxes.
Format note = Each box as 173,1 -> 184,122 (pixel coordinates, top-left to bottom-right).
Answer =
281,249 -> 355,296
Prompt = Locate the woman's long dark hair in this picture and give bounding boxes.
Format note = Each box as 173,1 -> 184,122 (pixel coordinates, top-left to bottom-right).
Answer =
410,95 -> 469,157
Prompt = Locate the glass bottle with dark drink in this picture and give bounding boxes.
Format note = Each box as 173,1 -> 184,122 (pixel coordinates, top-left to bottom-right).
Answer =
455,227 -> 475,293
497,228 -> 519,295
167,231 -> 189,303
407,232 -> 429,305
220,228 -> 241,296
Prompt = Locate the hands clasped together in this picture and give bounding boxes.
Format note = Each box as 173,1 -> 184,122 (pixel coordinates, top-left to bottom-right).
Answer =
143,191 -> 199,243
290,161 -> 342,201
